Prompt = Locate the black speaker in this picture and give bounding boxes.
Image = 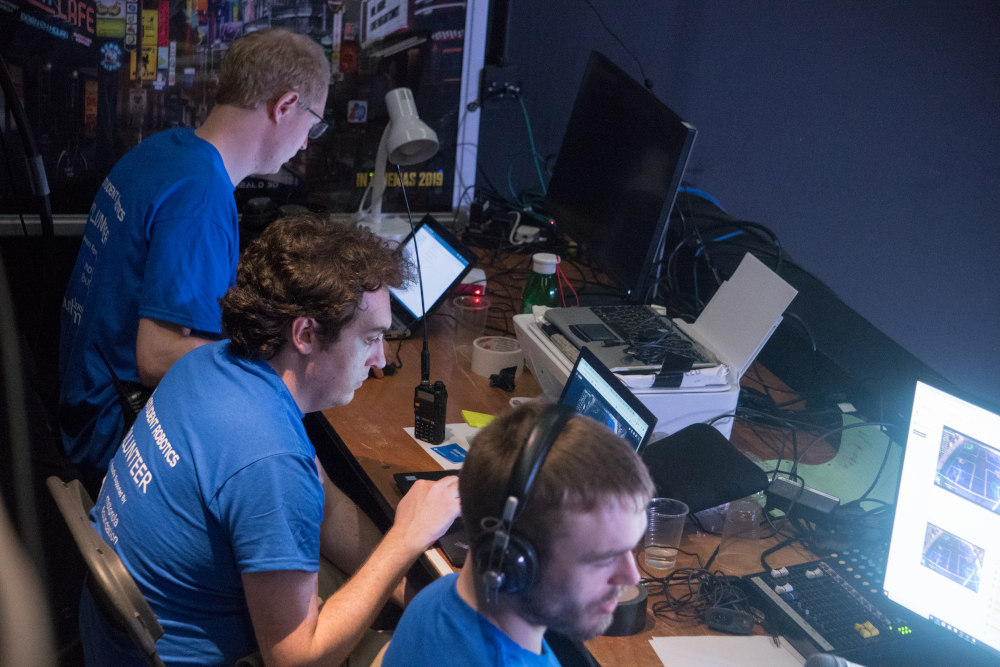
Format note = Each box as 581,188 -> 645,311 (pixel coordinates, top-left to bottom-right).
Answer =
472,403 -> 575,601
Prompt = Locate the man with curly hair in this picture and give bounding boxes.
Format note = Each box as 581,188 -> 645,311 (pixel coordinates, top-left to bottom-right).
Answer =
59,28 -> 332,490
80,214 -> 460,665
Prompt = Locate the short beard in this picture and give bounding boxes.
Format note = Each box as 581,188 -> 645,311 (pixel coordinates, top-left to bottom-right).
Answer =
514,585 -> 622,641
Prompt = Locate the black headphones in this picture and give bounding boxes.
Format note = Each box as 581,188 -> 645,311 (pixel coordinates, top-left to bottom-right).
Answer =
472,403 -> 576,602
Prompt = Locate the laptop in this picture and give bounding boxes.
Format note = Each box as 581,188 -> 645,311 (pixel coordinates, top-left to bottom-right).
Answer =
543,305 -> 721,374
556,345 -> 658,453
387,214 -> 476,339
393,347 -> 658,567
745,381 -> 1000,664
876,381 -> 1000,662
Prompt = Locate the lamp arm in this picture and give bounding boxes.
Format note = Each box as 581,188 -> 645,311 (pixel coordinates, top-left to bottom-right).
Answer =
364,124 -> 392,220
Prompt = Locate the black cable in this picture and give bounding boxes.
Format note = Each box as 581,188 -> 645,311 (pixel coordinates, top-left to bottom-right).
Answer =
0,52 -> 54,237
396,165 -> 431,385
581,0 -> 653,90
0,122 -> 31,237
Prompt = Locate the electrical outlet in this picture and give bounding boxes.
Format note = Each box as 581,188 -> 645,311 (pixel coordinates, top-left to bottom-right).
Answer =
513,225 -> 540,244
481,65 -> 522,102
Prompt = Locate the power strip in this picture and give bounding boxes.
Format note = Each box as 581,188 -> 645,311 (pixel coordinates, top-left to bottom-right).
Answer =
765,476 -> 840,520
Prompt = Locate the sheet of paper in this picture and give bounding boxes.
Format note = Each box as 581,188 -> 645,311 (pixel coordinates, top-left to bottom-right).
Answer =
760,413 -> 903,505
403,422 -> 482,470
649,634 -> 804,666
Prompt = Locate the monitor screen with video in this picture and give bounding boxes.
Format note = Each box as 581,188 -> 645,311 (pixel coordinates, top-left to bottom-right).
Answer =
557,346 -> 658,454
882,381 -> 1000,659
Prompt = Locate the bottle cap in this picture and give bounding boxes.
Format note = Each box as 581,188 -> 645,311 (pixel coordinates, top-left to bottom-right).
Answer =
532,253 -> 559,275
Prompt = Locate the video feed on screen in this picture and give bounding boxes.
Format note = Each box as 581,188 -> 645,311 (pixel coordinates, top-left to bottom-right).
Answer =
920,522 -> 985,592
934,426 -> 1000,513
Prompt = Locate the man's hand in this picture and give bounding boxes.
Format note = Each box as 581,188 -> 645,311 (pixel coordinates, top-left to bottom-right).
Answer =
388,476 -> 461,557
248,477 -> 459,665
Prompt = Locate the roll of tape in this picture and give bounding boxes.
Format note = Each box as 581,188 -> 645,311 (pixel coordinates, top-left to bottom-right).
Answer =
471,336 -> 524,379
603,583 -> 647,637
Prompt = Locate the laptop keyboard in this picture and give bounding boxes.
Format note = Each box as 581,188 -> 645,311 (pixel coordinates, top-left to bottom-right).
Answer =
589,305 -> 714,366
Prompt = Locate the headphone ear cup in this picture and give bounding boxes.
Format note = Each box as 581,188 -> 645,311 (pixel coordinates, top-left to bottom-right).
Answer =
473,403 -> 574,599
471,527 -> 540,596
497,531 -> 539,595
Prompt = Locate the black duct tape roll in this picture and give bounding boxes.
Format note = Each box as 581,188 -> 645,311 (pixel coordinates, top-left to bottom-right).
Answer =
603,583 -> 648,636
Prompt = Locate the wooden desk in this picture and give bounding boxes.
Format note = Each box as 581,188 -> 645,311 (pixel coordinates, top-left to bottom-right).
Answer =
319,293 -> 823,666
320,300 -> 539,511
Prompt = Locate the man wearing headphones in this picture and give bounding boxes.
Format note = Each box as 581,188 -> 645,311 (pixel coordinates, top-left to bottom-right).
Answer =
383,401 -> 656,665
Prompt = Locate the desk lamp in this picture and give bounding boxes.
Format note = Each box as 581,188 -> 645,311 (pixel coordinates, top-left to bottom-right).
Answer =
356,87 -> 439,241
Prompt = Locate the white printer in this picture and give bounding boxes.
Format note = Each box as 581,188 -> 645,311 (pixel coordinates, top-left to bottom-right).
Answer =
514,253 -> 798,439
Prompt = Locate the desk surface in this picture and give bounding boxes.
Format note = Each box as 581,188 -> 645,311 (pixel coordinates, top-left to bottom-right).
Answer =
321,276 -> 827,666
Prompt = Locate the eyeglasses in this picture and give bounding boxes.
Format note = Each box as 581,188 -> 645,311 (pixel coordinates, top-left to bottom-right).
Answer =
297,101 -> 329,139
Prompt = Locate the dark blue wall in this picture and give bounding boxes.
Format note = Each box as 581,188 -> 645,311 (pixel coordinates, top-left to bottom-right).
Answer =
477,0 -> 1000,408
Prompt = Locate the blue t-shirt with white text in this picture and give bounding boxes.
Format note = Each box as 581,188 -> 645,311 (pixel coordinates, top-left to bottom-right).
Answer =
81,342 -> 322,665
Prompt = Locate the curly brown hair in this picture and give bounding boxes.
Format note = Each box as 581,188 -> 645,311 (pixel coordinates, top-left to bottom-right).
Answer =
215,28 -> 330,110
221,213 -> 411,359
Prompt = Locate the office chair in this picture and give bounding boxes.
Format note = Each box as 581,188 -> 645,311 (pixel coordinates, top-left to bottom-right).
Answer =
45,476 -> 165,667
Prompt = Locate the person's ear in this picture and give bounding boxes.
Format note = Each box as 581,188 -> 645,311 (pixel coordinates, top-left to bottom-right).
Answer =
271,91 -> 300,122
288,316 -> 317,354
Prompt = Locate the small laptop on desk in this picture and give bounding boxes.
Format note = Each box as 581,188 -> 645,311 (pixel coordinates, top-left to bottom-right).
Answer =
386,214 -> 476,339
393,347 -> 659,567
543,304 -> 721,374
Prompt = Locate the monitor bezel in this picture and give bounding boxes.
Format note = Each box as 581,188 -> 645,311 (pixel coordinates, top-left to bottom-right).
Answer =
558,346 -> 659,455
542,50 -> 697,304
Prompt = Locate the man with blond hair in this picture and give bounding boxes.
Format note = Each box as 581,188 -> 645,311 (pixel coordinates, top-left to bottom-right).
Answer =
59,29 -> 332,489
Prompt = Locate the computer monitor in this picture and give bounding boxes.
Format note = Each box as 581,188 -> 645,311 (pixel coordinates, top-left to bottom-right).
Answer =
558,346 -> 658,454
542,50 -> 697,304
882,381 -> 1000,659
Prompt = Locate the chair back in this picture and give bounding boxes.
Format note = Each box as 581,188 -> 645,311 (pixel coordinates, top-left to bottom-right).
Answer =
45,476 -> 165,667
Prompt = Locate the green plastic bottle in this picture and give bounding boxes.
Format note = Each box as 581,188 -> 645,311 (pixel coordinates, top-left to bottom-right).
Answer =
522,253 -> 560,313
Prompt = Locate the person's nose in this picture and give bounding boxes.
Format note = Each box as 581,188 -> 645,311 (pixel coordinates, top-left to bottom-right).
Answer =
611,551 -> 641,586
369,340 -> 387,370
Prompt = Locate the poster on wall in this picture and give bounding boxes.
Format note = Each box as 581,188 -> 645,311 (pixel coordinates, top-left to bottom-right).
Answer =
0,0 -> 483,221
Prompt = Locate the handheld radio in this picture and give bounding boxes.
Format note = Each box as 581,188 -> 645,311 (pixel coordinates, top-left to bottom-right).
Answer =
414,380 -> 447,444
395,165 -> 448,444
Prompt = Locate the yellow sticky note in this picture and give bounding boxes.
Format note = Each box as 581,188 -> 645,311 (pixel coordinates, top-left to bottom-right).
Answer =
461,410 -> 494,428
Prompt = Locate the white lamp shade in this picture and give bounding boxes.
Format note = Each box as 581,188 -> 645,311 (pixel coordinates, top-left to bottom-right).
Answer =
357,87 -> 440,228
384,87 -> 439,165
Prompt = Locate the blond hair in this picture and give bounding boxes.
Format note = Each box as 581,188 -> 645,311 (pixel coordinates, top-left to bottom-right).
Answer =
215,28 -> 330,109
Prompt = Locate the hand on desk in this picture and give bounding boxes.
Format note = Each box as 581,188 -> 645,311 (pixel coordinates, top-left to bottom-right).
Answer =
389,475 -> 461,555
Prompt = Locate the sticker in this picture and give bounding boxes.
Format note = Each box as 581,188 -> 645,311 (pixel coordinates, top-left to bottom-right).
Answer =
432,443 -> 467,463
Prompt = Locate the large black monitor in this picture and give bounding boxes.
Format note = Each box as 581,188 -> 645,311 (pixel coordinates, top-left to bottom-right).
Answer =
542,51 -> 697,304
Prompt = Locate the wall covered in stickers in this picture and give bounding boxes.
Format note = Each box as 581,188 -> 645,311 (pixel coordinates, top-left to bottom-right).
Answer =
0,0 -> 484,219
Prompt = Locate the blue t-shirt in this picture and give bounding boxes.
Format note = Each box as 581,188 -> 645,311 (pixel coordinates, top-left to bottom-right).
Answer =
383,574 -> 561,667
80,342 -> 322,665
58,127 -> 238,475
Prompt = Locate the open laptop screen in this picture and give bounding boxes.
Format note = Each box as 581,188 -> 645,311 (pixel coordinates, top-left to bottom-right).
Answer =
558,346 -> 658,453
882,381 -> 1000,658
388,215 -> 475,337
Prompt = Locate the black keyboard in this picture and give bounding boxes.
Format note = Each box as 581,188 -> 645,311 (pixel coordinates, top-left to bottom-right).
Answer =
589,304 -> 713,367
